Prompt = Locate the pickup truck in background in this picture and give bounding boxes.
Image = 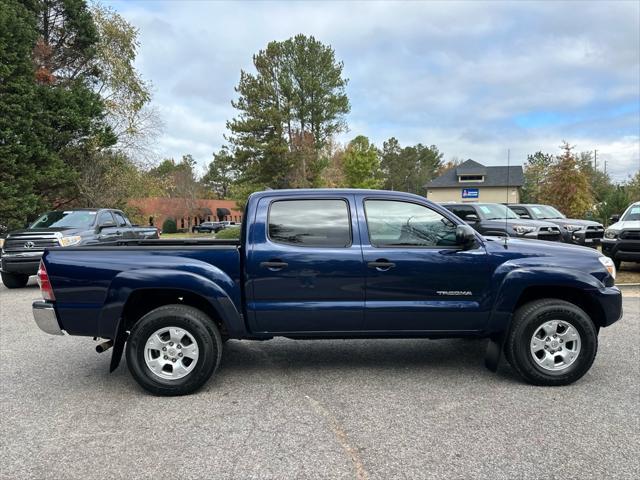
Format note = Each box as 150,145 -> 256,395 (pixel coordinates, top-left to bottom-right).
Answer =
32,189 -> 621,396
441,202 -> 563,241
1,209 -> 158,288
602,201 -> 640,269
507,204 -> 604,246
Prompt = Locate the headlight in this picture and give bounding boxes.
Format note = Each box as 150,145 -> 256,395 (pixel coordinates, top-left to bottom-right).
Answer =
513,225 -> 536,235
598,256 -> 616,279
604,229 -> 619,239
59,235 -> 81,247
564,224 -> 583,232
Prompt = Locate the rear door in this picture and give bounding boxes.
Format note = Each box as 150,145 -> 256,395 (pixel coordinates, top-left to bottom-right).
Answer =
113,211 -> 134,239
246,195 -> 365,333
359,196 -> 493,332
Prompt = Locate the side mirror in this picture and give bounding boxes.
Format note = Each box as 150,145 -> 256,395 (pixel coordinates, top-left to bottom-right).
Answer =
465,214 -> 479,223
519,214 -> 531,219
456,224 -> 477,249
98,221 -> 116,230
609,214 -> 620,224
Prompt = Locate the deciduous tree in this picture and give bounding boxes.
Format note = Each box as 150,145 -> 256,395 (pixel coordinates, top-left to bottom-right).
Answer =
540,142 -> 593,217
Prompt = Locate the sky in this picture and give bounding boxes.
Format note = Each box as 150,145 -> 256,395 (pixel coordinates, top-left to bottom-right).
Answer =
105,0 -> 640,181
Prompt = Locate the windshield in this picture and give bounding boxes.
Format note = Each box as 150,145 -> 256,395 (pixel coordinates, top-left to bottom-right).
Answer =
621,204 -> 640,222
477,204 -> 519,220
530,205 -> 565,219
30,211 -> 97,229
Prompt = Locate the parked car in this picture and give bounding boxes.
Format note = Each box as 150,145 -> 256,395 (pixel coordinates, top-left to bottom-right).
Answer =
31,189 -> 621,395
1,209 -> 158,288
220,221 -> 237,228
602,201 -> 640,269
192,221 -> 223,233
507,204 -> 604,247
441,202 -> 562,241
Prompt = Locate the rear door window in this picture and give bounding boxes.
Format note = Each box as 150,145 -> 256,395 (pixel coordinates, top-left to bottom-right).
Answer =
268,199 -> 351,247
113,212 -> 128,227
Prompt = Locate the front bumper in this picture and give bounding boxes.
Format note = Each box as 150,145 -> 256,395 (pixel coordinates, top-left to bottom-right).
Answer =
593,286 -> 623,327
602,238 -> 640,262
1,251 -> 43,275
569,230 -> 603,247
32,301 -> 65,335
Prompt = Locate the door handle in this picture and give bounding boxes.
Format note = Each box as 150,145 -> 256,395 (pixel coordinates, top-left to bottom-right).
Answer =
367,260 -> 396,271
260,261 -> 288,270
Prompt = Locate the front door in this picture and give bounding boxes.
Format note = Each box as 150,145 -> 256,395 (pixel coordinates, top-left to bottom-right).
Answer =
246,196 -> 365,333
359,197 -> 493,332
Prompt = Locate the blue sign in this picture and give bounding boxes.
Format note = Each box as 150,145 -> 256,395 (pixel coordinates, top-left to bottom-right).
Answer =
462,188 -> 479,199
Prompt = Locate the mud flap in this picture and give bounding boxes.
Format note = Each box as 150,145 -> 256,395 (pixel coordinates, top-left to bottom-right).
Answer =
484,333 -> 504,372
109,318 -> 129,373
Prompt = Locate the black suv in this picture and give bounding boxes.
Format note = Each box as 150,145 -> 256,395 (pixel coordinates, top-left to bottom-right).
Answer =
192,221 -> 224,233
508,204 -> 604,247
442,203 -> 562,241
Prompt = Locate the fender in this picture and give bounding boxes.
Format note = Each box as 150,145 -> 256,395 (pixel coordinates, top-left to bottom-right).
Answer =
100,268 -> 244,372
487,265 -> 604,334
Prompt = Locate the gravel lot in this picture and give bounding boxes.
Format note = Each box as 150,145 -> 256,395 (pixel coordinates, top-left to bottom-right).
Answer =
1,279 -> 638,480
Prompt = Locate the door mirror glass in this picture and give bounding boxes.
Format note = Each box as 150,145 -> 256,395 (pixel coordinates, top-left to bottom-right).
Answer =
519,214 -> 531,219
465,214 -> 479,222
609,214 -> 620,224
455,224 -> 477,249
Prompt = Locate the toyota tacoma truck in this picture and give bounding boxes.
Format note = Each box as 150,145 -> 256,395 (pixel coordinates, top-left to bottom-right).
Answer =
1,208 -> 159,288
32,190 -> 622,396
602,201 -> 640,268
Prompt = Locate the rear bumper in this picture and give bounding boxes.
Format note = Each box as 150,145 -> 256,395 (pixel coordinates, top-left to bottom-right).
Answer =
32,301 -> 65,335
1,251 -> 43,275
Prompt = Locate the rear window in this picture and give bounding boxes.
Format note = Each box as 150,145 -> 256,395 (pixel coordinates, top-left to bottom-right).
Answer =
268,199 -> 351,247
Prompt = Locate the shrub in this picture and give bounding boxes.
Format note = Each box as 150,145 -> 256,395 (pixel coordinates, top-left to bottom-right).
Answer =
215,227 -> 241,239
162,218 -> 177,234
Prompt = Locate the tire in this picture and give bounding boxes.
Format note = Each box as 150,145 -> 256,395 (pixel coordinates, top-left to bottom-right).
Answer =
1,271 -> 30,288
505,299 -> 598,386
125,304 -> 223,396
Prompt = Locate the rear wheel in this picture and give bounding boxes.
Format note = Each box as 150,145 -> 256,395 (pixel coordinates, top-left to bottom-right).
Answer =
505,299 -> 598,386
125,304 -> 222,396
1,271 -> 29,288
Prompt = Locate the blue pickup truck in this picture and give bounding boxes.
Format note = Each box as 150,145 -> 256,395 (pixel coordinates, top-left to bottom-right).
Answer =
32,189 -> 622,395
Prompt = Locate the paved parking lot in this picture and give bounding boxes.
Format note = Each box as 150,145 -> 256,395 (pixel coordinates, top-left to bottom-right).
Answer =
1,279 -> 638,479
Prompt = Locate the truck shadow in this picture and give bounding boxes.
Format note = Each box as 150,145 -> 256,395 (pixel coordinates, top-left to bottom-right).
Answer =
215,338 -> 521,384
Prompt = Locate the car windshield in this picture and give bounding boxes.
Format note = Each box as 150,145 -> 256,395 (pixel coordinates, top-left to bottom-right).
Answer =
621,204 -> 640,222
477,204 -> 519,220
530,205 -> 565,219
30,211 -> 97,229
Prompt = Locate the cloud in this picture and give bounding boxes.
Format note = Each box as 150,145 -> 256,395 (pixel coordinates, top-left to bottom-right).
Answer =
107,0 -> 640,181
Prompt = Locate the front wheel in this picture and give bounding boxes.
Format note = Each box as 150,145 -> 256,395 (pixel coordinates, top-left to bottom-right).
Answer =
505,299 -> 598,386
1,271 -> 30,288
125,305 -> 222,396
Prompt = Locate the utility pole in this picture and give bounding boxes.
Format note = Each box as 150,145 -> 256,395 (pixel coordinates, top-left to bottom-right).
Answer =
594,149 -> 597,171
604,158 -> 608,176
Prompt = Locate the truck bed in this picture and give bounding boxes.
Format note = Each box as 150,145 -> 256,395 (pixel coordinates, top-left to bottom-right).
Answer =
43,241 -> 242,337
